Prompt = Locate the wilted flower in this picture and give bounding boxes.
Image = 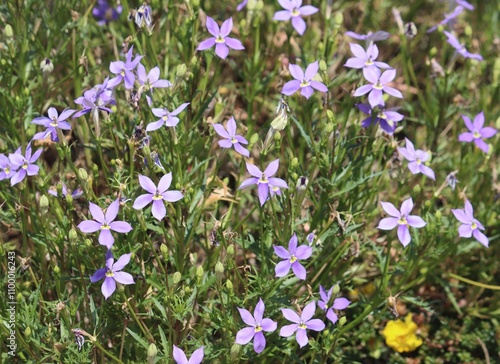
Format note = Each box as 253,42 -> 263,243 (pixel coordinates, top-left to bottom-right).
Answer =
172,345 -> 204,364
377,197 -> 426,247
445,170 -> 459,190
197,17 -> 245,59
354,68 -> 403,107
213,117 -> 250,157
48,182 -> 83,199
77,199 -> 133,249
458,111 -> 497,153
443,31 -> 483,61
281,61 -> 328,99
451,200 -> 488,247
280,301 -> 325,348
344,43 -> 390,70
235,298 -> 277,353
90,250 -> 134,299
134,3 -> 153,32
397,138 -> 435,180
382,314 -> 423,353
132,173 -> 183,220
273,0 -> 318,36
8,145 -> 43,186
31,107 -> 74,142
273,233 -> 312,280
92,0 -> 122,26
238,159 -> 288,206
147,103 -> 190,130
318,286 -> 350,324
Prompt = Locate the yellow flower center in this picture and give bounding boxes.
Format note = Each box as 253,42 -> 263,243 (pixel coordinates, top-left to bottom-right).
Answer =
22,162 -> 28,170
398,217 -> 407,225
215,35 -> 225,44
153,192 -> 163,200
106,270 -> 114,278
416,159 -> 421,165
258,175 -> 269,184
231,137 -> 237,144
4,167 -> 10,174
101,224 -> 110,230
378,111 -> 387,119
473,131 -> 480,138
291,8 -> 301,16
374,81 -> 383,90
50,118 -> 58,127
365,58 -> 374,66
300,80 -> 310,87
254,325 -> 262,333
289,255 -> 297,264
471,222 -> 477,230
298,322 -> 307,329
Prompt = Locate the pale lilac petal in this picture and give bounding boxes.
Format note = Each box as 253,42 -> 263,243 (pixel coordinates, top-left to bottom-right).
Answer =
344,58 -> 365,69
473,111 -> 484,130
102,277 -> 116,299
451,209 -> 470,224
306,319 -> 325,331
304,61 -> 319,80
138,175 -> 157,194
282,308 -> 301,323
225,37 -> 245,50
109,221 -> 133,233
363,67 -> 381,84
105,199 -> 120,222
158,172 -> 172,193
78,220 -> 102,233
10,170 -> 25,185
268,177 -> 288,189
152,200 -> 167,220
420,165 -> 435,180
261,318 -> 277,332
407,215 -> 426,228
273,10 -> 292,21
197,37 -> 216,51
400,198 -> 414,216
215,43 -> 229,59
380,201 -> 400,217
461,115 -> 474,132
31,116 -> 50,126
353,84 -> 373,97
310,81 -> 328,92
235,327 -> 255,345
238,308 -> 256,326
219,139 -> 233,148
326,309 -> 338,324
474,139 -> 490,153
288,64 -> 305,81
397,225 -> 411,247
301,301 -> 316,322
275,260 -> 291,277
291,262 -> 307,280
246,163 -> 262,178
299,5 -> 318,16
379,69 -> 396,84
146,120 -> 165,131
58,108 -> 75,121
458,132 -> 474,142
257,183 -> 269,205
480,127 -> 497,139
205,17 -> 220,37
165,116 -> 180,127
291,16 -> 306,36
98,229 -> 114,249
133,194 -> 153,209
319,285 -> 329,303
295,245 -> 312,259
233,143 -> 250,157
383,86 -> 403,98
89,202 -> 105,223
171,103 -> 190,116
279,324 -> 298,337
162,191 -> 183,202
296,329 -> 308,347
274,245 -> 290,259
90,268 -> 106,282
113,271 -> 134,285
464,200 -> 474,218
333,297 -> 350,310
173,345 -> 188,364
225,117 -> 237,136
213,124 -> 230,138
472,230 -> 489,247
282,80 -> 302,95
458,224 -> 473,238
368,89 -> 383,107
288,233 -> 298,252
238,177 -> 259,189
264,159 -> 280,177
220,18 -> 233,37
188,346 -> 204,364
253,331 -> 266,353
235,135 -> 248,144
301,86 -> 314,99
407,161 -> 420,174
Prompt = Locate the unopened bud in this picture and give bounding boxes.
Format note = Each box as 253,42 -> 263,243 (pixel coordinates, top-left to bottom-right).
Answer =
160,244 -> 168,257
413,184 -> 421,194
435,210 -> 442,221
230,343 -> 241,361
227,244 -> 234,256
215,261 -> 224,275
24,327 -> 32,337
296,176 -> 308,191
84,238 -> 92,248
172,272 -> 182,285
326,110 -> 335,123
271,113 -> 288,131
249,133 -> 259,145
226,279 -> 233,292
40,58 -> 54,74
147,343 -> 158,360
291,157 -> 298,168
39,195 -> 49,209
196,265 -> 204,278
68,228 -> 78,242
319,59 -> 327,72
338,316 -> 347,327
78,168 -> 88,181
4,24 -> 14,39
176,64 -> 187,78
332,284 -> 340,295
53,265 -> 60,277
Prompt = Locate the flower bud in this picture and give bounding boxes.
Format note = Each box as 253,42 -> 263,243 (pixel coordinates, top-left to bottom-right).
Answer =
65,194 -> 73,205
78,168 -> 88,181
226,279 -> 233,292
68,228 -> 78,242
160,243 -> 168,257
338,316 -> 347,327
230,343 -> 241,361
196,265 -> 204,278
215,261 -> 224,275
296,176 -> 308,191
319,59 -> 327,72
326,110 -> 335,123
332,284 -> 340,295
147,343 -> 158,361
227,244 -> 235,256
85,239 -> 92,248
40,58 -> 54,74
53,265 -> 60,277
435,210 -> 442,221
39,195 -> 49,209
333,12 -> 344,27
249,133 -> 260,145
425,200 -> 431,208
24,327 -> 32,337
273,131 -> 281,142
413,184 -> 421,194
185,286 -> 192,294
291,157 -> 298,168
172,271 -> 182,285
4,24 -> 13,39
176,64 -> 187,78
271,113 -> 288,131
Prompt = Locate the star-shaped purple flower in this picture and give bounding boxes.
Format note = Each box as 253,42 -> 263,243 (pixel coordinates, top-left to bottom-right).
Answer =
397,138 -> 435,180
132,173 -> 184,220
108,47 -> 144,89
282,61 -> 328,99
92,0 -> 122,26
273,0 -> 318,36
90,250 -> 134,300
78,199 -> 133,249
8,145 -> 43,186
356,103 -> 403,134
451,200 -> 488,247
377,197 -> 426,247
137,64 -> 172,97
318,286 -> 350,324
0,154 -> 16,181
273,233 -> 312,280
31,107 -> 75,142
354,67 -> 403,107
443,31 -> 483,61
238,159 -> 288,206
235,298 -> 277,353
458,112 -> 497,153
213,117 -> 250,157
173,345 -> 204,364
197,17 -> 244,59
344,43 -> 390,70
280,301 -> 325,348
147,103 -> 190,131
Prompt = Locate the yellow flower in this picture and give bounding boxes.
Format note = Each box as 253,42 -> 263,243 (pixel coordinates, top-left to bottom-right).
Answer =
381,313 -> 423,353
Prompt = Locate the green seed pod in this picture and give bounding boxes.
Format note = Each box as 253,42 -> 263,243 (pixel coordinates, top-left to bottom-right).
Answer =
226,279 -> 233,292
291,157 -> 298,168
333,12 -> 344,27
53,265 -> 60,277
215,261 -> 224,274
227,244 -> 235,256
250,132 -> 260,145
332,284 -> 340,295
413,184 -> 421,194
39,195 -> 49,209
147,343 -> 158,360
24,327 -> 32,337
172,272 -> 182,285
339,316 -> 347,327
160,243 -> 168,257
319,59 -> 327,72
68,228 -> 78,242
78,168 -> 88,181
84,239 -> 92,248
196,265 -> 204,278
326,110 -> 335,123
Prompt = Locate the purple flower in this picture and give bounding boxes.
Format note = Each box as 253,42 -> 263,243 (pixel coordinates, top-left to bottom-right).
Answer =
0,154 -> 16,181
31,107 -> 74,142
74,78 -> 115,120
281,61 -> 328,99
235,298 -> 277,353
48,182 -> 83,199
273,233 -> 312,280
397,138 -> 435,180
213,117 -> 250,157
236,0 -> 248,11
280,301 -> 325,348
455,0 -> 474,10
8,145 -> 43,186
147,103 -> 190,131
344,43 -> 390,70
108,47 -> 144,89
77,199 -> 133,249
92,0 -> 122,26
137,64 -> 171,105
443,31 -> 483,61
318,286 -> 350,324
90,250 -> 134,299
173,345 -> 204,364
344,30 -> 390,43
451,200 -> 488,247
238,159 -> 288,206
354,68 -> 403,107
197,17 -> 244,59
356,103 -> 403,134
427,6 -> 464,33
132,173 -> 183,220
458,112 -> 497,153
273,0 -> 318,36
377,197 -> 426,247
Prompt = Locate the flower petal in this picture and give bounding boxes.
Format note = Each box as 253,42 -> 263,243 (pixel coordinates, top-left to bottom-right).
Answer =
152,200 -> 167,220
380,201 -> 400,217
102,277 -> 116,299
291,262 -> 307,280
301,301 -> 316,322
279,323 -> 298,337
173,345 -> 188,364
275,260 -> 291,277
78,220 -> 102,233
397,225 -> 411,247
113,271 -> 135,285
400,197 -> 414,216
89,202 -> 105,223
407,215 -> 426,228
105,199 -> 120,223
238,307 -> 256,326
235,327 -> 255,345
158,172 -> 173,193
109,221 -> 133,233
98,229 -> 115,249
133,194 -> 153,210
296,328 -> 309,347
138,174 -> 157,193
